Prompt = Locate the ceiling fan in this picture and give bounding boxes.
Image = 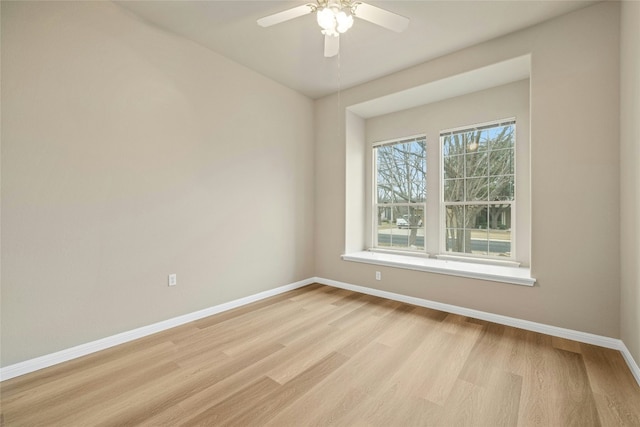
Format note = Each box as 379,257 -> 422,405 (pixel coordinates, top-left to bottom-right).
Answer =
257,0 -> 409,58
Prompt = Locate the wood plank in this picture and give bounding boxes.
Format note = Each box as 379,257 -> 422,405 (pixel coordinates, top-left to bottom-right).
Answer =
181,376 -> 282,426
224,351 -> 349,426
580,343 -> 640,426
91,343 -> 285,427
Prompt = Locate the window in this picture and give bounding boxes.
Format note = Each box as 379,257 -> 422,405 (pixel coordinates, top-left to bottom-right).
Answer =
347,73 -> 532,284
373,136 -> 426,252
441,119 -> 515,259
370,120 -> 518,262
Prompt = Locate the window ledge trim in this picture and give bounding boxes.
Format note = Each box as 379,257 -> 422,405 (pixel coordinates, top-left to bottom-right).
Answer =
341,251 -> 535,287
434,254 -> 520,268
369,248 -> 431,258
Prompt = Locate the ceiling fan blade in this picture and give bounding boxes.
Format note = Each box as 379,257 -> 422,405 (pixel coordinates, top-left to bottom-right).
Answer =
352,2 -> 409,33
324,34 -> 339,57
257,4 -> 315,27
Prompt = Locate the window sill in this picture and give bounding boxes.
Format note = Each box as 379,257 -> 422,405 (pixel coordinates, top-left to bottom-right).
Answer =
341,251 -> 535,286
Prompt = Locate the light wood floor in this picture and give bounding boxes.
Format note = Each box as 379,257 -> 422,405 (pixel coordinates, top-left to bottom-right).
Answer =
2,283 -> 639,426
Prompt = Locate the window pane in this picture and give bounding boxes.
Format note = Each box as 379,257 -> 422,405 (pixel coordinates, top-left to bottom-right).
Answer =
466,206 -> 488,255
489,176 -> 514,201
488,204 -> 511,230
444,204 -> 513,257
465,177 -> 488,201
443,154 -> 464,180
445,228 -> 464,253
377,205 -> 424,250
443,135 -> 465,156
445,205 -> 464,229
444,179 -> 463,202
376,206 -> 394,248
466,205 -> 488,229
465,129 -> 488,153
488,236 -> 511,257
488,204 -> 512,256
467,229 -> 489,255
376,145 -> 396,203
488,124 -> 515,150
476,129 -> 489,152
489,148 -> 513,177
465,152 -> 488,177
377,183 -> 388,203
375,139 -> 426,203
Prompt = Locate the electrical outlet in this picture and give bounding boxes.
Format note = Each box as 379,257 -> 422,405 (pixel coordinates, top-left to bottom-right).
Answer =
168,274 -> 177,287
375,271 -> 381,281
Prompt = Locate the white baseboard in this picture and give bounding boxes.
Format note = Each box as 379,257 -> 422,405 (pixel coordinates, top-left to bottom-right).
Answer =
620,342 -> 640,387
0,278 -> 314,382
3,275 -> 639,389
312,276 -> 640,387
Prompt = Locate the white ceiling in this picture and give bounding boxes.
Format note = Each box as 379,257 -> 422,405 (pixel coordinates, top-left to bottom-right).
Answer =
115,0 -> 596,99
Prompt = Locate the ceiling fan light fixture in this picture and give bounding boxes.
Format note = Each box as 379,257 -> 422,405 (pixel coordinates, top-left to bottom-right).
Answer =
316,1 -> 353,37
335,11 -> 354,33
316,7 -> 335,31
257,0 -> 409,57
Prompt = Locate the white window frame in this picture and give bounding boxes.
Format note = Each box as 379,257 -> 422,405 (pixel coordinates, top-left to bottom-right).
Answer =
372,135 -> 427,255
439,118 -> 517,262
356,121 -> 531,285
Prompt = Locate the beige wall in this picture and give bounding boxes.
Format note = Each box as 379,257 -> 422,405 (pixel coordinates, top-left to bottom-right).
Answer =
0,1 -> 315,366
316,2 -> 621,338
620,1 -> 640,368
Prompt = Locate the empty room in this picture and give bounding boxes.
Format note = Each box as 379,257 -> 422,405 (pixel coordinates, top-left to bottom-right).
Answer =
1,0 -> 640,425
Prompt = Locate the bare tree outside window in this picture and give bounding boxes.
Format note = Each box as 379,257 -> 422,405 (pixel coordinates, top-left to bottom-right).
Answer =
374,137 -> 426,251
442,120 -> 515,257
